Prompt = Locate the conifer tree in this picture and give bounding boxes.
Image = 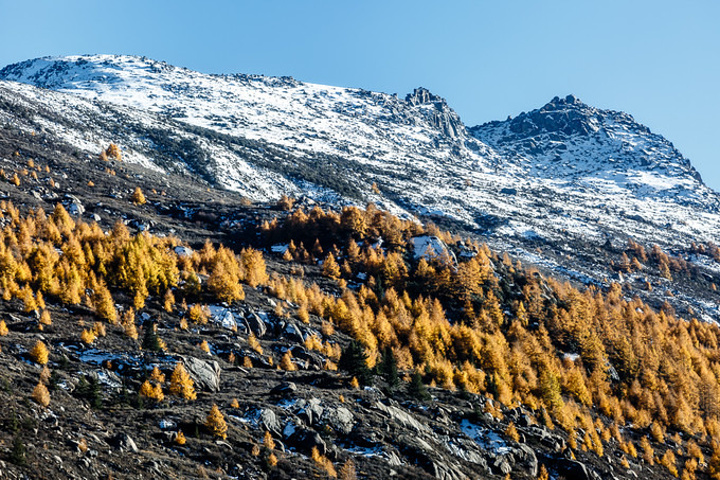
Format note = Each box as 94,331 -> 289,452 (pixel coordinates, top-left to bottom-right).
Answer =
338,340 -> 371,385
322,253 -> 341,279
106,143 -> 122,161
280,351 -> 297,371
169,361 -> 196,400
32,381 -> 50,407
139,380 -> 164,402
377,346 -> 399,390
94,283 -> 117,324
30,340 -> 49,365
142,322 -> 162,352
131,187 -> 146,205
81,328 -> 96,345
149,366 -> 165,383
408,371 -> 430,401
205,404 -> 228,439
207,260 -> 245,303
163,288 -> 175,313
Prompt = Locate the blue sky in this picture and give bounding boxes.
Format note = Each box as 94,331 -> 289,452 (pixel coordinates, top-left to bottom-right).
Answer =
1,0 -> 719,189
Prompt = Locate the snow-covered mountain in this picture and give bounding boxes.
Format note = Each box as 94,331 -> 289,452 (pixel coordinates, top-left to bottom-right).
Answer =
1,55 -> 720,299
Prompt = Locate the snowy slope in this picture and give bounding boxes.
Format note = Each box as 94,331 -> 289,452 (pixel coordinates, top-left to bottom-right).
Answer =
2,54 -> 720,253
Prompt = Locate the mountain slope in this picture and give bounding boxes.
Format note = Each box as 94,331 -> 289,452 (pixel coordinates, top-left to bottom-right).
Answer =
1,54 -> 720,480
2,55 -> 720,324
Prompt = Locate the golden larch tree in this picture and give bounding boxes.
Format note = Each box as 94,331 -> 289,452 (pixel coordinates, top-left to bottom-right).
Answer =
131,187 -> 146,205
169,361 -> 196,400
205,404 -> 228,439
30,340 -> 49,365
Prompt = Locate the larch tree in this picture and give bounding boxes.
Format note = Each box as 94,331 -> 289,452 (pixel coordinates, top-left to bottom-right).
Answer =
30,340 -> 49,365
169,361 -> 196,400
131,187 -> 146,206
205,404 -> 228,439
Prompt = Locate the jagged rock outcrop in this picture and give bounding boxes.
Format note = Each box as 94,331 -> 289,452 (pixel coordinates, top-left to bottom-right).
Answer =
405,87 -> 466,139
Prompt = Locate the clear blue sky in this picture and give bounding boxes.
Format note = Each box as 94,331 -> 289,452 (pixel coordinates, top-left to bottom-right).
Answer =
1,1 -> 719,189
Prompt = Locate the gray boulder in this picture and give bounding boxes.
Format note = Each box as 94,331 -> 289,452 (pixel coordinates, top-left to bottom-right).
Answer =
375,402 -> 430,434
112,433 -> 138,453
324,406 -> 355,435
512,444 -> 538,477
298,398 -> 324,426
269,381 -> 297,396
181,356 -> 221,392
246,313 -> 267,338
260,409 -> 282,436
555,459 -> 600,480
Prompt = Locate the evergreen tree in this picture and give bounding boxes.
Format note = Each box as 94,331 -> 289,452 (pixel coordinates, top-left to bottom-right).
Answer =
142,321 -> 162,352
76,375 -> 102,408
376,347 -> 399,390
10,434 -> 26,466
408,371 -> 430,401
338,340 -> 371,385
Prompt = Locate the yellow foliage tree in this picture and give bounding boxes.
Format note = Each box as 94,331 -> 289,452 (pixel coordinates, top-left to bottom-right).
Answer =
139,380 -> 164,402
32,381 -> 50,407
322,253 -> 341,279
94,282 -> 117,324
240,248 -> 268,287
81,328 -> 96,345
280,351 -> 297,371
39,310 -> 52,326
169,362 -> 196,400
131,187 -> 146,205
205,404 -> 228,439
106,143 -> 122,161
263,430 -> 275,450
149,366 -> 165,383
207,259 -> 245,303
30,340 -> 49,365
163,289 -> 175,313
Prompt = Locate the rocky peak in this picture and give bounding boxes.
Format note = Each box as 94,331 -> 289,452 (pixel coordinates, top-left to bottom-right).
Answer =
545,93 -> 584,108
405,87 -> 446,106
405,87 -> 466,140
504,94 -> 605,138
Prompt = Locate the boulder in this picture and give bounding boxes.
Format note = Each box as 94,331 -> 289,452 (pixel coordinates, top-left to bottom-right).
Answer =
269,381 -> 297,396
246,313 -> 267,338
260,409 -> 282,436
112,433 -> 138,453
512,444 -> 538,477
290,346 -> 324,369
64,194 -> 85,216
182,356 -> 221,392
375,402 -> 430,434
283,321 -> 304,342
433,461 -> 468,480
324,406 -> 355,436
298,398 -> 323,426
